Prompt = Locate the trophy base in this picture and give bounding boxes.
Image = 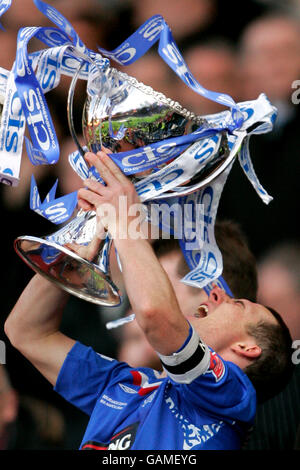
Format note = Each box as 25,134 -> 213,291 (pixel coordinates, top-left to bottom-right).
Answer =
14,236 -> 122,307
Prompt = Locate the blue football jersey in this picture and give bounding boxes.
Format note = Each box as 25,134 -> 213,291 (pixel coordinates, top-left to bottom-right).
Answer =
54,328 -> 256,450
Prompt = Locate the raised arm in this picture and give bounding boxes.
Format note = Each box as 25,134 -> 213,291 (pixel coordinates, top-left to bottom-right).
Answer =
78,151 -> 190,356
4,148 -> 190,389
4,274 -> 75,386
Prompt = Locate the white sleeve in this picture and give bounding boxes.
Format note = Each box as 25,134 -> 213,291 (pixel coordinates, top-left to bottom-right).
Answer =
157,326 -> 211,384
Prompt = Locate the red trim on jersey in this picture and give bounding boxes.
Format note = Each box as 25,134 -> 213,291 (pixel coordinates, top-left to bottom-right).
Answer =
130,370 -> 161,395
138,385 -> 160,396
81,443 -> 108,450
130,370 -> 142,386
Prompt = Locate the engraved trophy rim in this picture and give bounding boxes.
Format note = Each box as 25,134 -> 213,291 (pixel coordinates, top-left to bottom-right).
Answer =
67,61 -> 208,158
111,67 -> 206,125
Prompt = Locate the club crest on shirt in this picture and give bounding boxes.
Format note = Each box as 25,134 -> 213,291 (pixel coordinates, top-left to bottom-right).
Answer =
165,395 -> 224,449
205,351 -> 225,382
118,383 -> 138,394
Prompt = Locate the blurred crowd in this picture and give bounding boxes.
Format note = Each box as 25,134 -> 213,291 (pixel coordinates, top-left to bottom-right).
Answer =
0,0 -> 299,451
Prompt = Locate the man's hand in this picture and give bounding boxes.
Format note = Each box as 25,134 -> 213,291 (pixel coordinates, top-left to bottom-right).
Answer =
78,150 -> 143,240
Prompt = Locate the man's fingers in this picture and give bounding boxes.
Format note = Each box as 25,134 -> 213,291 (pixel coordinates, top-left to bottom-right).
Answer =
64,239 -> 102,262
101,145 -> 112,155
78,177 -> 106,211
78,198 -> 93,212
85,150 -> 130,187
83,178 -> 106,196
97,151 -> 130,185
85,152 -> 117,186
78,188 -> 102,208
64,242 -> 85,257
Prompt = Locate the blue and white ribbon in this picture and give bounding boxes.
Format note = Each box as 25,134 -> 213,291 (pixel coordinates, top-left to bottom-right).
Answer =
107,126 -> 223,177
0,68 -> 25,185
33,0 -> 88,55
68,94 -> 276,297
0,0 -> 11,29
0,0 -> 243,206
30,174 -> 78,224
98,14 -> 243,131
139,95 -> 276,292
14,25 -> 62,166
179,167 -> 233,290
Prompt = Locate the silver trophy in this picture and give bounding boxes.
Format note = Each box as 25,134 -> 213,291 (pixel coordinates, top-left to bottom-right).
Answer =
14,63 -> 232,306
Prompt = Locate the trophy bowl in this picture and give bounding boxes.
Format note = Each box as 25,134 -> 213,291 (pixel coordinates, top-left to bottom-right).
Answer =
82,67 -> 202,155
14,63 -> 231,306
80,66 -> 230,190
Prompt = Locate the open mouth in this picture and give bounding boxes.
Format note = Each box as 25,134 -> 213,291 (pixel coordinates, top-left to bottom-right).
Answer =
195,304 -> 209,318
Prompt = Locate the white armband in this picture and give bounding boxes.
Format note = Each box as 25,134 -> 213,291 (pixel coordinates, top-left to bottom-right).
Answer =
158,327 -> 211,384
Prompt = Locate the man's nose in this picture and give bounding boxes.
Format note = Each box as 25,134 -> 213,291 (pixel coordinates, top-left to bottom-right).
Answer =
208,285 -> 231,305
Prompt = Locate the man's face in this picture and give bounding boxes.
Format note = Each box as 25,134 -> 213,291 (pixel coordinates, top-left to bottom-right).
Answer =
158,249 -> 277,357
186,286 -> 278,353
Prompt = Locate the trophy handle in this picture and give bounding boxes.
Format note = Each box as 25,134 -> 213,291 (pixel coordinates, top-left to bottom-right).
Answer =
67,60 -> 86,157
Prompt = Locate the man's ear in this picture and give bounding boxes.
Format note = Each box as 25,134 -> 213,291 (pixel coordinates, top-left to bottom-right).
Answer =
208,285 -> 228,306
231,342 -> 262,359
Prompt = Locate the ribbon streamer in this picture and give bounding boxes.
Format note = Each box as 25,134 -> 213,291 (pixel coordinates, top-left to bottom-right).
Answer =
30,174 -> 78,225
98,15 -> 243,130
0,0 -> 11,30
